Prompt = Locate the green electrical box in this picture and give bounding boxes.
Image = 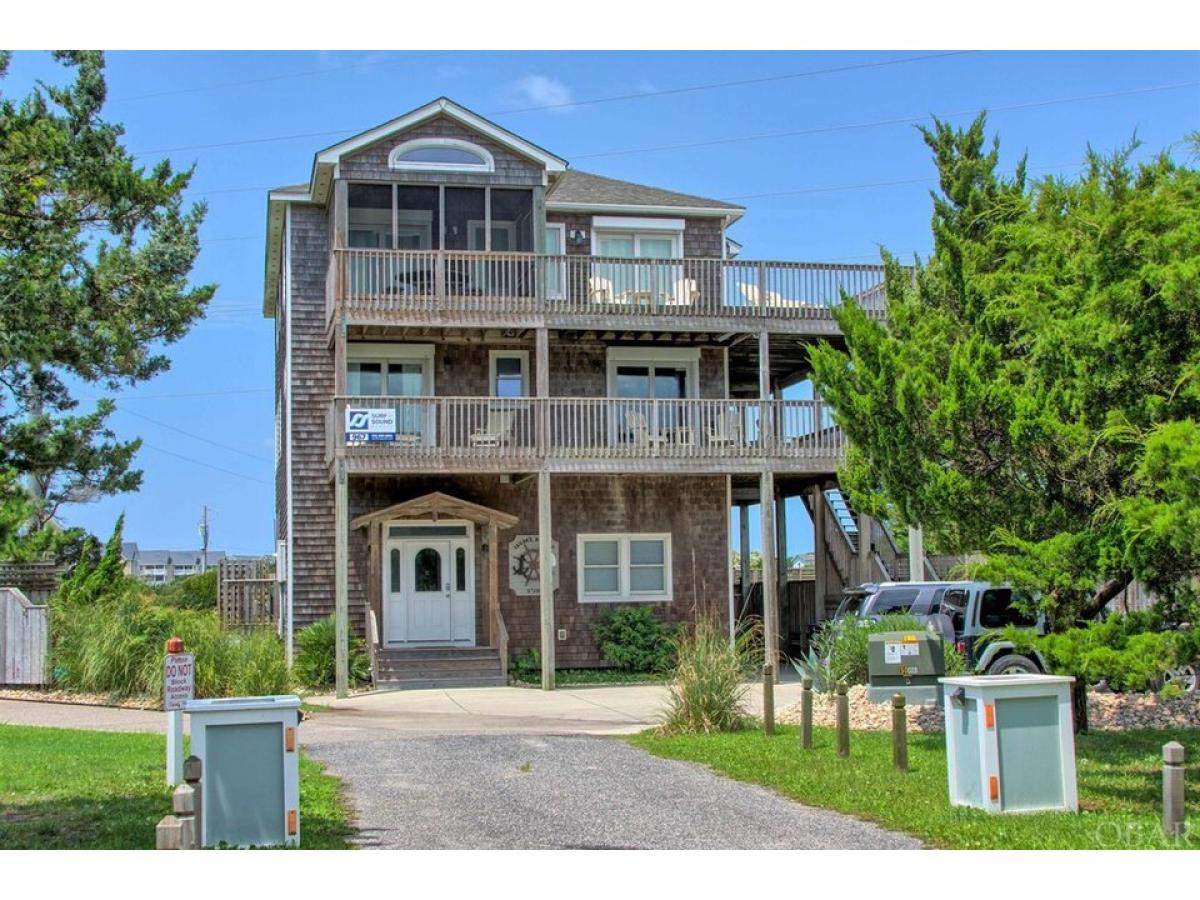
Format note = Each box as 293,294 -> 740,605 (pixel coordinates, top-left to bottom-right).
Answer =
867,630 -> 945,704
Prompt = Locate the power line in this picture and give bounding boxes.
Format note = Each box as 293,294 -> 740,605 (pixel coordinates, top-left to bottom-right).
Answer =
139,442 -> 270,485
130,51 -> 973,157
102,388 -> 272,400
114,407 -> 272,463
490,51 -> 975,115
174,77 -> 1199,207
572,79 -> 1200,160
109,51 -> 454,104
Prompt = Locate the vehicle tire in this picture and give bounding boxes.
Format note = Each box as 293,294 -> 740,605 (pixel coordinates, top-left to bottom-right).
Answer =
985,654 -> 1040,676
1162,663 -> 1199,695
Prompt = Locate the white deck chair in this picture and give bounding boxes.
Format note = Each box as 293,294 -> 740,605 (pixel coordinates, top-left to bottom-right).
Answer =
588,276 -> 615,303
469,409 -> 515,448
665,277 -> 700,306
706,408 -> 743,447
738,282 -> 816,311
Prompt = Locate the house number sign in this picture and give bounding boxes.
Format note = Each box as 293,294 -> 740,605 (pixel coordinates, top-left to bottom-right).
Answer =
508,535 -> 558,596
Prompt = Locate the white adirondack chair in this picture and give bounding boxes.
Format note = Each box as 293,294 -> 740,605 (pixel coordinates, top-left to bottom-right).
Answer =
469,409 -> 515,448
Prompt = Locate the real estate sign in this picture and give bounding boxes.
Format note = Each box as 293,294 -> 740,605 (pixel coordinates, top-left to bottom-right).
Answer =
345,407 -> 397,443
164,652 -> 195,711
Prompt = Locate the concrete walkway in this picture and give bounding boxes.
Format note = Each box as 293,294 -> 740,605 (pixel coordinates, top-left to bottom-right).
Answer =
302,679 -> 805,742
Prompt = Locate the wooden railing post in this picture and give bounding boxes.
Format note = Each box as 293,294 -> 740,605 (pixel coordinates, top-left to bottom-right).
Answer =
762,663 -> 775,736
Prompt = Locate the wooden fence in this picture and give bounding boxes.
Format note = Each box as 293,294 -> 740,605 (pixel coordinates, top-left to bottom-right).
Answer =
0,560 -> 64,605
1,587 -> 49,685
217,558 -> 278,628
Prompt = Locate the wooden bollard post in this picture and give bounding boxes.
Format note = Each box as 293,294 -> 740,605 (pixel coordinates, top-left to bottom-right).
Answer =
184,755 -> 203,848
762,664 -> 776,736
892,693 -> 908,772
835,683 -> 850,757
155,815 -> 182,850
172,782 -> 198,850
800,677 -> 813,749
1163,741 -> 1185,840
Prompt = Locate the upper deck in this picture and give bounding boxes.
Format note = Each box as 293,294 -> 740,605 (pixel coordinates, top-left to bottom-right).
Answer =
325,249 -> 887,336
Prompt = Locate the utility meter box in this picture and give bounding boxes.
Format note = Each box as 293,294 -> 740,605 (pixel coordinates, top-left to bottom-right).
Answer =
867,630 -> 945,704
940,675 -> 1077,814
185,694 -> 302,847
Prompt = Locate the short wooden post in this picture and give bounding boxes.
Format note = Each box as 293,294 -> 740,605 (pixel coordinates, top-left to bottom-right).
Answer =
173,783 -> 198,850
800,677 -> 813,749
184,755 -> 203,848
762,663 -> 776,735
835,683 -> 850,757
891,693 -> 908,772
155,815 -> 183,850
1163,741 -> 1185,840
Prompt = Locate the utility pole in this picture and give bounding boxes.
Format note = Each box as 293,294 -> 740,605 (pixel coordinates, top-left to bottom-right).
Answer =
198,506 -> 210,574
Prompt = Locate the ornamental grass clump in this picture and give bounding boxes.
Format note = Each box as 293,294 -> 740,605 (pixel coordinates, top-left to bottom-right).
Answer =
660,615 -> 758,735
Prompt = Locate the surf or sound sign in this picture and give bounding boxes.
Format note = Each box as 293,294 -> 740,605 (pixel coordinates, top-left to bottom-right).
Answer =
345,407 -> 397,443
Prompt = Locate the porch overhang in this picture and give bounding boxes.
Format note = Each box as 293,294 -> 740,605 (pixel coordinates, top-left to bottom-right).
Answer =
350,491 -> 519,531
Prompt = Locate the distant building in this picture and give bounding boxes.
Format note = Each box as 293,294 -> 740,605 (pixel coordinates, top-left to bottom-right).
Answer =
121,543 -> 227,585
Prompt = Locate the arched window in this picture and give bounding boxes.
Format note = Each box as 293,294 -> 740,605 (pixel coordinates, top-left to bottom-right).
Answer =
414,547 -> 442,591
388,138 -> 495,174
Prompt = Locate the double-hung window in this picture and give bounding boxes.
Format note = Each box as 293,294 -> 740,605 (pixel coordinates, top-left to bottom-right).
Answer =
577,533 -> 671,603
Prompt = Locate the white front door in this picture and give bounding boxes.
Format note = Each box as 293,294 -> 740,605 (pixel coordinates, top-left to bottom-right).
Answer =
383,522 -> 475,646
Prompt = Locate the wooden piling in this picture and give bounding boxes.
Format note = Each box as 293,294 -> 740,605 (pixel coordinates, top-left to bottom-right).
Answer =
892,693 -> 908,772
800,677 -> 813,749
762,663 -> 775,736
1163,741 -> 1185,840
835,683 -> 850,757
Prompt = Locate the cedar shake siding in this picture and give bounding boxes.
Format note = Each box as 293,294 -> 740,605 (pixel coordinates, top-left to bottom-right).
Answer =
266,98 -> 860,683
350,474 -> 729,666
287,203 -> 337,631
340,116 -> 544,187
546,212 -> 725,259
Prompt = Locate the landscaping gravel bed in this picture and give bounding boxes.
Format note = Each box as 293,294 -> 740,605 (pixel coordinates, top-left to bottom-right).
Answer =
778,684 -> 1200,733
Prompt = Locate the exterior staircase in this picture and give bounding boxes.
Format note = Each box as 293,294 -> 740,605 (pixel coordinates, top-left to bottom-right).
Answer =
373,646 -> 506,690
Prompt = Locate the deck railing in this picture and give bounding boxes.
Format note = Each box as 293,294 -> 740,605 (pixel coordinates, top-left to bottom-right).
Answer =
327,249 -> 887,326
328,395 -> 843,467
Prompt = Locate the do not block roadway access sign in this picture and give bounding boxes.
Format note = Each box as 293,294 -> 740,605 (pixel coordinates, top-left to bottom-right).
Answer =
164,653 -> 195,711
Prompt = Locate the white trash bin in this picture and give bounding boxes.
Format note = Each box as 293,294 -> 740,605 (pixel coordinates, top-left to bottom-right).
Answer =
940,675 -> 1078,814
185,694 -> 302,847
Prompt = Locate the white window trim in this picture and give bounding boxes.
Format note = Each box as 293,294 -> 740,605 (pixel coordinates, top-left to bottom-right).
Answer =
488,350 -> 529,398
577,533 -> 672,603
346,343 -> 436,399
592,216 -> 686,233
544,223 -> 567,299
605,347 -> 700,399
388,138 -> 496,174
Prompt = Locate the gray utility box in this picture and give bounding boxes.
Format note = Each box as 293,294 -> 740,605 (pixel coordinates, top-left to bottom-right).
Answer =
185,695 -> 302,847
867,630 -> 945,704
940,675 -> 1078,814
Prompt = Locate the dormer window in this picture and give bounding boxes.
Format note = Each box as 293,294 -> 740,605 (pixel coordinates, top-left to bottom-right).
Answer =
388,138 -> 495,174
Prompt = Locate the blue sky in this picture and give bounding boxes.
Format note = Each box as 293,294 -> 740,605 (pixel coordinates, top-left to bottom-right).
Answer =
4,50 -> 1198,555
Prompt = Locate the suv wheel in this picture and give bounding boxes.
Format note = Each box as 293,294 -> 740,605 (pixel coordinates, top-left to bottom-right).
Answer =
1161,663 -> 1199,694
985,654 -> 1040,676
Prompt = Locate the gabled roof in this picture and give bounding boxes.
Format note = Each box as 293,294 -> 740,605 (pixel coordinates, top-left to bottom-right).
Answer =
351,492 -> 519,531
314,97 -> 567,178
263,98 -> 746,316
546,170 -> 744,218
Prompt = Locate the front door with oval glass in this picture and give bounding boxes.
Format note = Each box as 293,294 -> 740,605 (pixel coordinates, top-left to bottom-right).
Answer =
384,523 -> 474,645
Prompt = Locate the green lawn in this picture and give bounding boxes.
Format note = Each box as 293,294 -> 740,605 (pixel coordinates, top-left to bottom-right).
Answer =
0,724 -> 354,849
628,724 -> 1200,849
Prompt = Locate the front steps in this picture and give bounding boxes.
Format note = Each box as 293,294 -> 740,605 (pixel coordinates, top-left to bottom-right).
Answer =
374,646 -> 506,690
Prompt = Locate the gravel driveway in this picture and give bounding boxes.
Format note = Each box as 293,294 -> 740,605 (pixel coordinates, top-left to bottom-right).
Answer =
306,733 -> 921,849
